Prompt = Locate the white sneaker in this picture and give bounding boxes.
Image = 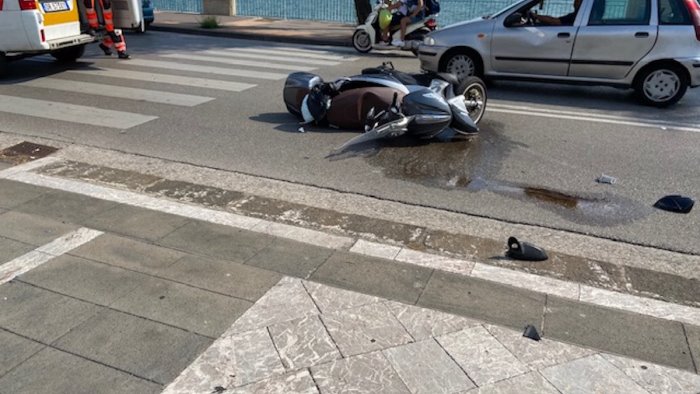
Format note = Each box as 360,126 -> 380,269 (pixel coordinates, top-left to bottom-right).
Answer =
391,39 -> 405,47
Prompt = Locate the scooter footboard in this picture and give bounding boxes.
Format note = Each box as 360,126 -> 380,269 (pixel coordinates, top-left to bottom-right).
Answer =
284,72 -> 323,118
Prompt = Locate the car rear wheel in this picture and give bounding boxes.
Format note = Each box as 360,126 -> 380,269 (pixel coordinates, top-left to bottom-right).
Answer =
352,30 -> 372,53
455,76 -> 487,127
50,44 -> 86,63
445,52 -> 477,81
634,65 -> 688,107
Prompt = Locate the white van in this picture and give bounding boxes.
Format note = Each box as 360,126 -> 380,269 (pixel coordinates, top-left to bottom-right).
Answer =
0,0 -> 144,77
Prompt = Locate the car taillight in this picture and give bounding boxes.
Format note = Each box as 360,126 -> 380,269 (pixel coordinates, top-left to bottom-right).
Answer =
19,0 -> 37,9
685,0 -> 700,41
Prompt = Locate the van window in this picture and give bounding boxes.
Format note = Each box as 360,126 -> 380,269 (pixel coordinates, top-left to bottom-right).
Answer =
589,0 -> 651,25
659,0 -> 692,24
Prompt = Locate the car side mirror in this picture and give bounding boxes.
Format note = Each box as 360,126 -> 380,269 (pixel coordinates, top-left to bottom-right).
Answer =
504,13 -> 522,27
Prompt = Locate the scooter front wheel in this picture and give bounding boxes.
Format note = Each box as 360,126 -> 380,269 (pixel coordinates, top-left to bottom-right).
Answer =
455,76 -> 487,129
352,30 -> 373,53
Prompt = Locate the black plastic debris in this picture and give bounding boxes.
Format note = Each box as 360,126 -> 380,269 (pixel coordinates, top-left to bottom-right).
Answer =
523,325 -> 541,341
212,386 -> 226,393
506,237 -> 548,261
653,195 -> 694,214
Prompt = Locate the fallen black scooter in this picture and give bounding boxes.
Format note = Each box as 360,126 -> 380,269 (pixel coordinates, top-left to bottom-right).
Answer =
283,64 -> 487,151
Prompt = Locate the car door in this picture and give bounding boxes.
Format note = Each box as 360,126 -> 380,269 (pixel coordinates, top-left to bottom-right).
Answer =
569,0 -> 657,79
490,0 -> 581,76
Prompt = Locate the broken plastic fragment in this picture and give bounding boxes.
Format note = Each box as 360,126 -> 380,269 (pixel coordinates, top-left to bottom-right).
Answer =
653,195 -> 694,214
523,325 -> 541,341
506,237 -> 548,261
596,173 -> 617,185
298,127 -> 306,133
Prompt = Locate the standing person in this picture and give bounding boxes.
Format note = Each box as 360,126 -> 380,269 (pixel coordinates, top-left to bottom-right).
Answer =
84,0 -> 131,59
392,0 -> 424,47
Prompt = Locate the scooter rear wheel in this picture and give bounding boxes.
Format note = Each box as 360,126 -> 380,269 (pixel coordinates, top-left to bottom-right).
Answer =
455,76 -> 487,129
352,30 -> 372,53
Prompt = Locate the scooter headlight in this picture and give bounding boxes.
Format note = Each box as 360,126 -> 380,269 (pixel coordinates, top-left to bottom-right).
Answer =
423,37 -> 436,46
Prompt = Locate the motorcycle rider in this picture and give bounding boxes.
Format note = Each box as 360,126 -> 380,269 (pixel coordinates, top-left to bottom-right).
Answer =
84,0 -> 131,59
393,0 -> 424,47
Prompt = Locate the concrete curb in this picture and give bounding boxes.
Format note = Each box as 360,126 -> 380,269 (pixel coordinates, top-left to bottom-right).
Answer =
148,25 -> 352,47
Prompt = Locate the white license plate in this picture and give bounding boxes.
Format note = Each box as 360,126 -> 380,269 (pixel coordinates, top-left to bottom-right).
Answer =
42,1 -> 70,12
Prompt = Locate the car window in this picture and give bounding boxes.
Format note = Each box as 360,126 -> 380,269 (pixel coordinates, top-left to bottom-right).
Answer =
535,0 -> 576,18
658,0 -> 692,24
588,0 -> 651,25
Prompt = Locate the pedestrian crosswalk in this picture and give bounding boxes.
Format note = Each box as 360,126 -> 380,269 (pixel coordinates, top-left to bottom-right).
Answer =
0,43 -> 359,131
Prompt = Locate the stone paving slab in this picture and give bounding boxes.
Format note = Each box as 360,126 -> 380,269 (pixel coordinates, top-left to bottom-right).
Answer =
54,309 -> 211,385
310,251 -> 433,305
82,204 -> 190,242
0,237 -> 34,265
0,179 -> 47,210
159,220 -> 274,263
244,237 -> 334,279
686,324 -> 700,374
160,254 -> 282,301
0,347 -> 162,394
0,329 -> 44,377
0,211 -> 78,246
541,354 -> 649,394
268,315 -> 341,370
226,370 -> 318,394
14,190 -> 117,224
418,270 -> 547,332
109,275 -> 252,338
70,233 -> 186,275
383,339 -> 475,393
18,254 -> 148,306
545,296 -> 696,371
0,282 -> 101,343
163,277 -> 700,394
387,301 -> 481,340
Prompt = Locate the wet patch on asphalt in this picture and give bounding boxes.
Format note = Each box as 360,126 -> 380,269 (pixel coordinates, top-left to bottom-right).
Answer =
0,141 -> 58,165
358,122 -> 652,227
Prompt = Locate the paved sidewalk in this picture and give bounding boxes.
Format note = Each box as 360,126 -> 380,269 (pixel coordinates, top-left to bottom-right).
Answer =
149,12 -> 354,47
1,140 -> 699,393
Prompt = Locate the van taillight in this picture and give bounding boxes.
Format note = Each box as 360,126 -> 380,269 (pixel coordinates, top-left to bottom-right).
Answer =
685,0 -> 700,41
40,29 -> 45,42
19,0 -> 37,9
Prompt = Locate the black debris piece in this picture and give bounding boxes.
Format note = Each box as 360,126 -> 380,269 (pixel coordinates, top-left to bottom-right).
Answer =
211,386 -> 226,393
506,237 -> 548,261
523,325 -> 541,341
653,195 -> 694,214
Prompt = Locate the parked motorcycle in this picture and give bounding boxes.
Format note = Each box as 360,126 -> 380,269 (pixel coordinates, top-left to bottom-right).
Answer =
283,64 -> 487,151
352,1 -> 438,54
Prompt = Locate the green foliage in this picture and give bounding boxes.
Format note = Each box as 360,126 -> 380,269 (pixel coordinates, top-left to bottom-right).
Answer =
199,16 -> 221,29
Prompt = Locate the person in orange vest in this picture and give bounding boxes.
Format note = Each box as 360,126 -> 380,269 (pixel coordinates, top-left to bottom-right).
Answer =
83,0 -> 131,59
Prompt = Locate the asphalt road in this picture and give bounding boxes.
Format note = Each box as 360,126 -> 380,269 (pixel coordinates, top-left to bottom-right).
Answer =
1,31 -> 699,254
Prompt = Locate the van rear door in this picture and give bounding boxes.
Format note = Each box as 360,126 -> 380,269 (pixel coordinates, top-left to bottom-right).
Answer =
39,0 -> 82,41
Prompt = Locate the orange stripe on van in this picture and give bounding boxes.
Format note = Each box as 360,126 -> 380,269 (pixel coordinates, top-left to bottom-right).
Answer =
43,0 -> 80,26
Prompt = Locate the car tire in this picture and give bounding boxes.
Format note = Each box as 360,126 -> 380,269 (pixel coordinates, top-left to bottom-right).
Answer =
634,64 -> 688,108
352,30 -> 372,54
444,51 -> 479,81
50,44 -> 86,63
455,76 -> 487,126
0,53 -> 8,79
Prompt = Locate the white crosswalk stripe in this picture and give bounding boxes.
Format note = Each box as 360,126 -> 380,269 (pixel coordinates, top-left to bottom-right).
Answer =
159,53 -> 317,72
200,50 -> 341,66
20,77 -> 214,107
65,68 -> 256,92
1,44 -> 360,130
0,95 -> 158,129
226,46 -> 359,61
124,59 -> 288,80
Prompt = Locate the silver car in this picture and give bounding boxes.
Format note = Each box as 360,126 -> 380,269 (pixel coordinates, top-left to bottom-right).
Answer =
418,0 -> 700,106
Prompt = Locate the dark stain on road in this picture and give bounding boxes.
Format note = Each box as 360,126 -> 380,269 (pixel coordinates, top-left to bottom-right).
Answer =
360,121 -> 651,226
